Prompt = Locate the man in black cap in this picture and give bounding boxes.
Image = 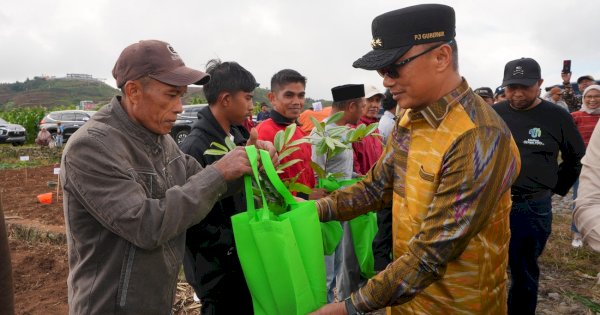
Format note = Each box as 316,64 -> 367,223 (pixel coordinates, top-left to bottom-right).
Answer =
494,86 -> 507,103
561,72 -> 596,112
311,4 -> 520,315
313,84 -> 366,303
61,40 -> 276,314
493,57 -> 585,314
474,87 -> 494,105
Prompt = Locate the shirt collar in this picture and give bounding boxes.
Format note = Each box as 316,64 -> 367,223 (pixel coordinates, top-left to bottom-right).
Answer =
406,78 -> 470,129
270,109 -> 302,126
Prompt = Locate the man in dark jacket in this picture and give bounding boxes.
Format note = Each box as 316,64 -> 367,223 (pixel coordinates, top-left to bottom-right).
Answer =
179,59 -> 258,314
62,41 -> 276,315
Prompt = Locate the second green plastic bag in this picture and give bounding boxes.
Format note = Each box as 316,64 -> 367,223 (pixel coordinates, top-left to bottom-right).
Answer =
318,177 -> 378,278
231,146 -> 326,315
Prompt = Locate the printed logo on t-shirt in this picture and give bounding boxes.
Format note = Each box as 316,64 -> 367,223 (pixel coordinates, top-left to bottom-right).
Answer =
524,127 -> 544,146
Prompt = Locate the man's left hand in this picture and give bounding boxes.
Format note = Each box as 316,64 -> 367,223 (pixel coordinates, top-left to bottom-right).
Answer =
309,302 -> 347,315
246,128 -> 279,168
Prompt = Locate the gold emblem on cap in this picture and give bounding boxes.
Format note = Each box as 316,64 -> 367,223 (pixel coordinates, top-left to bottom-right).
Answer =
371,38 -> 383,48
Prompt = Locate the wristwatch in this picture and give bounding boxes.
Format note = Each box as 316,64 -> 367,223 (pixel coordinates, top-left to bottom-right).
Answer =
344,297 -> 365,315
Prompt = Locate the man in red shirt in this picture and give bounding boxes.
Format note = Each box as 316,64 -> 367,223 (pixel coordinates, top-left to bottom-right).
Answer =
352,85 -> 384,175
256,69 -> 326,199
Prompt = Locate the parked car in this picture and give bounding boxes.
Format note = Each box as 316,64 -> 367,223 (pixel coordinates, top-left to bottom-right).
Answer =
0,118 -> 26,146
39,110 -> 96,143
180,104 -> 207,118
170,104 -> 207,144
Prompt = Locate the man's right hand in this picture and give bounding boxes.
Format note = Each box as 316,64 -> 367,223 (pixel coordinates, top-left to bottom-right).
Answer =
212,146 -> 252,181
309,188 -> 329,200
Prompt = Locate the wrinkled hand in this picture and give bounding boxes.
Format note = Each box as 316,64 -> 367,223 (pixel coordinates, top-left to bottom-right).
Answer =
212,146 -> 252,181
246,128 -> 279,168
561,71 -> 571,83
309,188 -> 329,200
309,302 -> 347,315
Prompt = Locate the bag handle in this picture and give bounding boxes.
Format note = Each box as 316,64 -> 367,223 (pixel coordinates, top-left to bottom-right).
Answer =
259,149 -> 298,209
244,145 -> 269,220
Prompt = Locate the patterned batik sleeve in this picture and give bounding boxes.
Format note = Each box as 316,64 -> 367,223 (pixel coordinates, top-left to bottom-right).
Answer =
351,126 -> 520,312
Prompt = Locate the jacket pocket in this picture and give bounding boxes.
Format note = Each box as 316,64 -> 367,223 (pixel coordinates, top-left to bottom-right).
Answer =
117,243 -> 136,307
127,168 -> 161,198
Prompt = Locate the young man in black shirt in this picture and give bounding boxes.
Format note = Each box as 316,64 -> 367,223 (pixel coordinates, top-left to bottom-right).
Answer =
179,59 -> 258,314
494,57 -> 585,315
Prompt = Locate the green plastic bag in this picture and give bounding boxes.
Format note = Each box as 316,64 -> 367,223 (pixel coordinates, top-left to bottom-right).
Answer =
231,146 -> 326,315
317,177 -> 378,278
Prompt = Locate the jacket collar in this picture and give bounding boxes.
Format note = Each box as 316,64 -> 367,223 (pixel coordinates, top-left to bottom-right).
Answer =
359,115 -> 379,125
195,106 -> 247,145
270,109 -> 302,126
110,96 -> 162,152
407,78 -> 470,129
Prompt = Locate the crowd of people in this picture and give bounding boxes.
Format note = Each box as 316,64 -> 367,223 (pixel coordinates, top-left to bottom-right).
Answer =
2,3 -> 600,315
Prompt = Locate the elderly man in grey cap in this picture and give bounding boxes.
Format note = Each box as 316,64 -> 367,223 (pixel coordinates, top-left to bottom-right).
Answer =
311,4 -> 520,315
61,40 -> 276,315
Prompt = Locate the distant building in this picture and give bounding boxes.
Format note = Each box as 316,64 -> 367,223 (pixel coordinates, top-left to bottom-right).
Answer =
78,100 -> 96,110
62,74 -> 104,82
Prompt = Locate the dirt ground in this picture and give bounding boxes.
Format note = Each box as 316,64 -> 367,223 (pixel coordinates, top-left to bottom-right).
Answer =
3,165 -> 600,314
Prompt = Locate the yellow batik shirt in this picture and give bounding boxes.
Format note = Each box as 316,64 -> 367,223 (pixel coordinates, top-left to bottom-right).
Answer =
318,79 -> 521,314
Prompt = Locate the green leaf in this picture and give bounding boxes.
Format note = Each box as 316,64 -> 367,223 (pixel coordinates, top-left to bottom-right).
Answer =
224,136 -> 236,150
325,137 -> 335,150
364,122 -> 379,136
311,161 -> 326,179
204,149 -> 228,156
278,146 -> 300,161
287,137 -> 310,148
347,129 -> 359,143
327,126 -> 349,138
283,123 -> 297,144
327,111 -> 345,125
278,158 -> 303,171
329,172 -> 345,179
288,182 -> 313,195
274,130 -> 284,152
330,138 -> 349,149
309,116 -> 324,132
210,141 -> 228,151
316,140 -> 329,156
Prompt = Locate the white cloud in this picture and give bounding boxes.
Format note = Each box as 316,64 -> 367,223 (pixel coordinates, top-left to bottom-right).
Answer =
0,0 -> 598,99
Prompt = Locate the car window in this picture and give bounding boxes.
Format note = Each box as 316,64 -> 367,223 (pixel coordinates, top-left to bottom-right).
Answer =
61,113 -> 76,121
49,113 -> 62,120
74,113 -> 89,121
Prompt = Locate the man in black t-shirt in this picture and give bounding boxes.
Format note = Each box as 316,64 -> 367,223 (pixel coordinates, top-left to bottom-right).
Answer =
494,57 -> 585,315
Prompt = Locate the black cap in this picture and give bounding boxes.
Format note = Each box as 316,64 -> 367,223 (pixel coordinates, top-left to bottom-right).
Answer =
577,75 -> 595,84
502,58 -> 541,87
494,86 -> 505,97
353,4 -> 456,70
331,84 -> 365,102
474,87 -> 493,98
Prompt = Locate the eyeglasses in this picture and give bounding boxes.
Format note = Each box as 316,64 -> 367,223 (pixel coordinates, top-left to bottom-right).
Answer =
376,40 -> 454,79
584,95 -> 600,100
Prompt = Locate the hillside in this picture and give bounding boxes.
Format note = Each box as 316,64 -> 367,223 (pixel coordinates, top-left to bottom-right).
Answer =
0,77 -> 330,110
0,77 -> 119,109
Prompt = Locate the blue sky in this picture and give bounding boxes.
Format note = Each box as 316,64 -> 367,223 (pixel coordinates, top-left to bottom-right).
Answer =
0,0 -> 596,100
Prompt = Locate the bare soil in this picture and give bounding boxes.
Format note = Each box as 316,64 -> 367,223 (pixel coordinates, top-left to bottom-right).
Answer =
3,166 -> 600,314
